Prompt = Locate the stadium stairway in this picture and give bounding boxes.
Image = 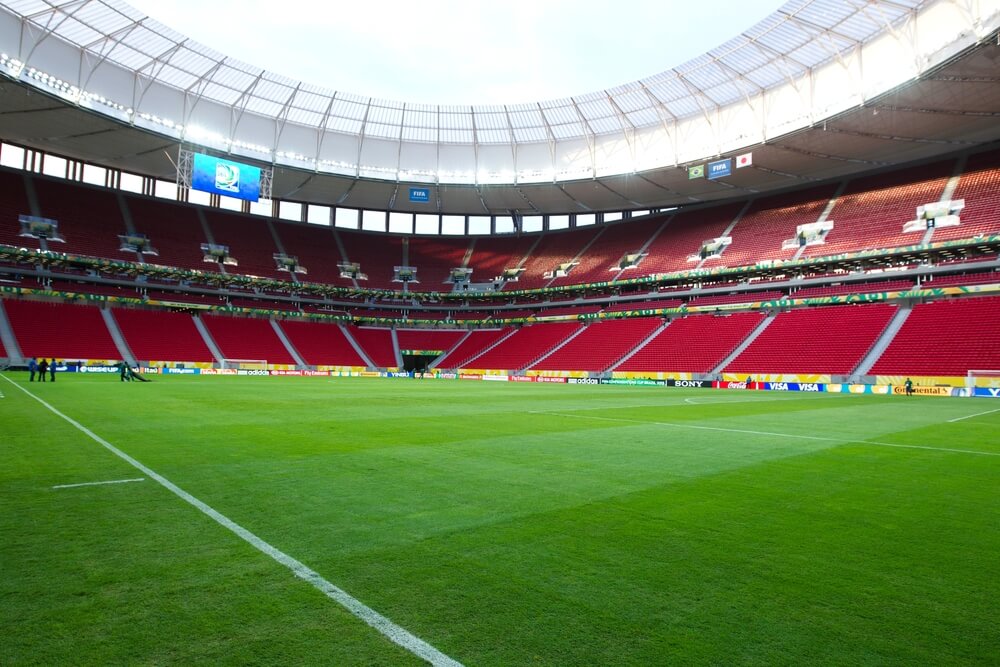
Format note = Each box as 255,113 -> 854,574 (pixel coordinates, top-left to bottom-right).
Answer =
101,308 -> 136,366
0,300 -> 25,364
428,330 -> 473,370
270,320 -> 307,367
448,328 -> 518,369
852,304 -> 912,378
339,325 -> 377,368
712,312 -> 776,376
192,314 -> 225,364
607,320 -> 670,372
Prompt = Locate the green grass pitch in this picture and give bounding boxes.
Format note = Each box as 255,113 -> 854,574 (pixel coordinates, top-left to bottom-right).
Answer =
2,373 -> 998,665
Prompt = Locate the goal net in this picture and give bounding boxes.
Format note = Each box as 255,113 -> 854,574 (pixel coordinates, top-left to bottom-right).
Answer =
965,370 -> 1000,395
220,358 -> 268,370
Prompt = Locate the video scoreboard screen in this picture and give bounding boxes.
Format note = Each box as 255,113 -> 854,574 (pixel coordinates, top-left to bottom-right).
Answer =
191,153 -> 262,202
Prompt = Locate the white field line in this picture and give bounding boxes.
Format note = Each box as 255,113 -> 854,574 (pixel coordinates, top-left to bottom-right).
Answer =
53,477 -> 145,490
528,410 -> 1000,458
1,374 -> 462,667
947,407 -> 1000,423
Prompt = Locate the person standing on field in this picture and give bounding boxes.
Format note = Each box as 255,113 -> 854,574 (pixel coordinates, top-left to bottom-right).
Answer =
37,358 -> 48,382
904,377 -> 914,396
49,359 -> 57,382
28,357 -> 38,382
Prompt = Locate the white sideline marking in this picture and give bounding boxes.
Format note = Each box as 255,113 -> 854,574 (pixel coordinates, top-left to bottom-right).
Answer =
947,407 -> 1000,423
1,375 -> 462,667
53,477 -> 145,490
530,410 -> 1000,458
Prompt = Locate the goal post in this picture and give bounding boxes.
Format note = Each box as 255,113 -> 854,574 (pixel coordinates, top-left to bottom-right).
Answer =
966,370 -> 1000,395
220,358 -> 268,370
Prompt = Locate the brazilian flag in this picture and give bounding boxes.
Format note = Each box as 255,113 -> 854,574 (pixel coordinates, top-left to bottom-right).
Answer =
688,164 -> 705,179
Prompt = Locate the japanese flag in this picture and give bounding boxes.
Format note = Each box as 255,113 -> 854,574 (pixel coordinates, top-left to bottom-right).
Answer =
736,153 -> 753,168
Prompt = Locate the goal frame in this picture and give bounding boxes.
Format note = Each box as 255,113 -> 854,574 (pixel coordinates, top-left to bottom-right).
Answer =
965,370 -> 1000,396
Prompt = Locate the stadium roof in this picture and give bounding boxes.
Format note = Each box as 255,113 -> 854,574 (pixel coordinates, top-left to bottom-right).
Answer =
1,0 -> 999,218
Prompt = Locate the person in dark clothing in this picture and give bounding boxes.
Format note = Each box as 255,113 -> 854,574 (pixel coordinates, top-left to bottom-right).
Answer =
904,378 -> 914,396
118,360 -> 130,382
28,357 -> 38,382
38,358 -> 48,382
49,359 -> 57,382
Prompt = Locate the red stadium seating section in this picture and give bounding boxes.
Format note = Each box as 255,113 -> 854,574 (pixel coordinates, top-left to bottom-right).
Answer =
639,203 -> 745,275
113,308 -> 215,363
4,299 -> 121,360
435,329 -> 512,368
201,314 -> 295,364
617,312 -> 765,373
726,304 -> 897,375
791,279 -> 914,299
469,322 -> 582,370
532,318 -> 663,372
277,320 -> 368,367
396,329 -> 466,354
932,149 -> 1000,242
869,296 -> 1000,376
347,327 -> 397,367
0,170 -> 36,249
125,195 -> 212,272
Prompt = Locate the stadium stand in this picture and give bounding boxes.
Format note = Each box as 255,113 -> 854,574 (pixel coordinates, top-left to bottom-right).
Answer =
0,169 -> 36,249
791,279 -> 914,298
347,326 -> 397,367
469,322 -> 583,370
3,299 -> 121,360
725,304 -> 897,375
407,237 -> 473,287
200,314 -> 296,364
722,185 -> 839,267
921,270 -> 1000,287
466,235 -> 537,286
436,328 -> 513,368
125,195 -> 213,271
602,299 -> 685,312
270,223 -> 353,286
34,177 -> 126,260
638,203 -> 745,275
869,296 -> 1000,376
277,320 -> 368,367
617,312 -> 765,373
113,308 -> 215,363
687,290 -> 784,307
803,161 -> 954,256
203,210 -> 283,279
395,329 -> 466,354
932,149 -> 1000,242
339,232 -> 404,289
531,318 -> 663,372
551,217 -> 665,284
512,227 -> 598,290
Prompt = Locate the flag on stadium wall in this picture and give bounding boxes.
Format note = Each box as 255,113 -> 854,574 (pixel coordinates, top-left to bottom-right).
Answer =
736,153 -> 753,168
688,164 -> 704,179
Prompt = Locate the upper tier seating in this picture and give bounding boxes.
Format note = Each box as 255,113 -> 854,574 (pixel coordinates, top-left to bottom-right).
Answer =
467,235 -> 537,286
113,308 -> 215,363
0,170 -> 36,249
869,296 -> 1000,376
726,304 -> 897,375
638,204 -> 745,275
347,326 -> 397,367
436,328 -> 512,368
201,314 -> 296,364
34,177 -> 127,260
803,161 -> 954,257
277,320 -> 368,367
603,299 -> 684,312
468,322 -> 583,370
125,195 -> 213,271
532,318 -> 663,372
270,223 -> 353,286
617,312 -> 765,373
552,217 -> 665,285
339,232 -> 403,289
932,149 -> 1000,242
921,270 -> 1000,288
687,290 -> 784,307
513,228 -> 598,290
203,210 -> 283,279
722,184 -> 838,268
407,237 -> 473,287
3,299 -> 121,360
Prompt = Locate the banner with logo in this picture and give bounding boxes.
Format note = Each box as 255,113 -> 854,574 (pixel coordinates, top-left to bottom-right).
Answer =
667,379 -> 711,388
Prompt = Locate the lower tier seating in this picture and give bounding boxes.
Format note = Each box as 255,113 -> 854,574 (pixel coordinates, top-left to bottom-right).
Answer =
466,322 -> 582,370
3,299 -> 121,360
278,320 -> 368,367
869,296 -> 1000,375
347,327 -> 397,367
113,308 -> 215,363
435,329 -> 512,368
726,304 -> 896,375
201,314 -> 296,365
532,318 -> 662,372
617,312 -> 765,373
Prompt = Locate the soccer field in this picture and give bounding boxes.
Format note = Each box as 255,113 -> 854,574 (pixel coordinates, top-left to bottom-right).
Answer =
2,373 -> 998,665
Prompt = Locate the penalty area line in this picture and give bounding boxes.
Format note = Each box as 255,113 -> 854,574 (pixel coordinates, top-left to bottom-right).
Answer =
0,374 -> 463,667
53,477 -> 144,489
529,410 -> 1000,458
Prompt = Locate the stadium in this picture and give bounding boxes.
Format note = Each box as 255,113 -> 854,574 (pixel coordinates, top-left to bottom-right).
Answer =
2,0 -> 999,664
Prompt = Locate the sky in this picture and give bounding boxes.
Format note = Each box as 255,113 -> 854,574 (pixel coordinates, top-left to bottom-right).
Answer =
126,0 -> 784,106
